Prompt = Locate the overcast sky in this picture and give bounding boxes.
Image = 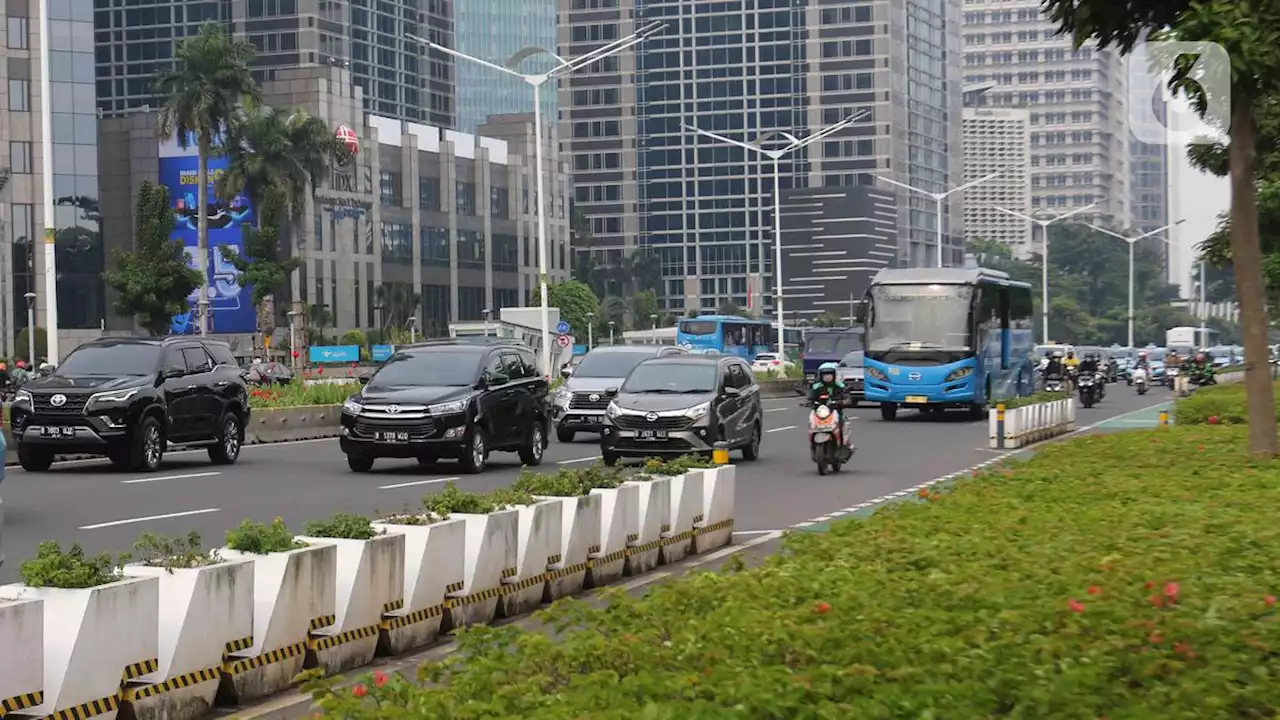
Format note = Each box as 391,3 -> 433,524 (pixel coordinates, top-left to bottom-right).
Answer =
1165,97 -> 1229,298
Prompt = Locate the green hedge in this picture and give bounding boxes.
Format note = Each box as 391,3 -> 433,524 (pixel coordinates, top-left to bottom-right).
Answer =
991,390 -> 1070,410
308,426 -> 1280,717
1174,380 -> 1280,425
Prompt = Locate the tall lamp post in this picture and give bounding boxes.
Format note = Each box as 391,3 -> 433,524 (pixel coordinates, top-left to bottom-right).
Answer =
874,171 -> 1005,268
1087,219 -> 1187,348
410,21 -> 667,377
23,291 -> 36,363
682,110 -> 871,357
993,203 -> 1098,343
586,311 -> 594,348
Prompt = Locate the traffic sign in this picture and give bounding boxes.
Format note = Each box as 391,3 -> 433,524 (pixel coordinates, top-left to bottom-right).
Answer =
556,334 -> 572,348
556,320 -> 571,335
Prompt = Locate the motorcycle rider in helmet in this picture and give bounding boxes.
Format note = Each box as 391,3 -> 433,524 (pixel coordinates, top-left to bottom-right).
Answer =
809,361 -> 854,452
1043,350 -> 1065,382
1078,351 -> 1100,377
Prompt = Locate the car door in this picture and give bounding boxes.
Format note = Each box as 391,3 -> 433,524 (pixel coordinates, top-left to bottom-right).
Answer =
518,349 -> 549,424
160,346 -> 195,440
723,363 -> 752,444
501,351 -> 533,440
712,363 -> 737,443
477,353 -> 515,444
180,346 -> 219,437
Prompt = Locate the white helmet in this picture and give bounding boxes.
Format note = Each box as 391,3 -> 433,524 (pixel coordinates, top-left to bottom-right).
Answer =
1052,350 -> 1064,358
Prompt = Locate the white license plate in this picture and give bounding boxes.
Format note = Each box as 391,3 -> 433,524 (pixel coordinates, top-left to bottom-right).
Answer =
905,395 -> 928,404
374,431 -> 409,442
579,415 -> 603,424
39,426 -> 75,438
635,429 -> 668,441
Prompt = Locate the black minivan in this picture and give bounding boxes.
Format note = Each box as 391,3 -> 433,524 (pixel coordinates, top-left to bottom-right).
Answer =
339,340 -> 550,473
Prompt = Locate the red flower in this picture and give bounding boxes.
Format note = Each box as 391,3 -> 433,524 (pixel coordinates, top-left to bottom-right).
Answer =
1148,633 -> 1163,644
292,350 -> 300,358
1144,580 -> 1155,590
373,670 -> 388,688
1149,594 -> 1164,608
917,488 -> 929,498
352,362 -> 358,368
814,601 -> 831,614
1087,585 -> 1101,596
1197,445 -> 1205,452
1163,582 -> 1180,601
1208,415 -> 1220,425
352,683 -> 367,697
1266,595 -> 1276,608
1068,598 -> 1085,613
1173,642 -> 1195,658
317,367 -> 325,375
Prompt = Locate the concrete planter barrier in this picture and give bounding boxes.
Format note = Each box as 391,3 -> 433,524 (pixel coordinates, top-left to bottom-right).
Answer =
370,517 -> 465,654
532,493 -> 601,600
693,465 -> 736,553
988,397 -> 1075,449
624,476 -> 672,575
448,509 -> 518,629
0,576 -> 159,720
0,598 -> 43,717
296,533 -> 404,676
588,484 -> 639,586
244,406 -> 342,444
120,559 -> 254,720
217,543 -> 336,704
503,500 -> 562,617
755,378 -> 803,398
662,472 -> 703,564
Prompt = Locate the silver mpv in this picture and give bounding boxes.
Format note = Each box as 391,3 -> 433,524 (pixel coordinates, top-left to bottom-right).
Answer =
551,345 -> 687,442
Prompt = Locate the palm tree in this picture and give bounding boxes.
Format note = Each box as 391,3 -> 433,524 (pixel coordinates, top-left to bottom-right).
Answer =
154,23 -> 261,335
373,282 -> 421,331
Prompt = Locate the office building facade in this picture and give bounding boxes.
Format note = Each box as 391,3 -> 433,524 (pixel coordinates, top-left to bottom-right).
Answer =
93,0 -> 455,126
453,0 -> 557,134
558,0 -> 965,316
2,0 -> 106,360
961,105 -> 1031,251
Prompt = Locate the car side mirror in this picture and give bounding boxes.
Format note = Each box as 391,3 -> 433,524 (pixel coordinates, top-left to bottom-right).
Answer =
358,375 -> 370,385
488,373 -> 509,386
853,302 -> 867,323
604,386 -> 619,397
163,368 -> 185,379
560,367 -> 572,379
723,386 -> 741,396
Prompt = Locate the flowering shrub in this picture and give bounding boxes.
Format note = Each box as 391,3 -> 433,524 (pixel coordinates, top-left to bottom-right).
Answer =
1174,380 -> 1279,425
306,425 -> 1280,716
247,381 -> 353,408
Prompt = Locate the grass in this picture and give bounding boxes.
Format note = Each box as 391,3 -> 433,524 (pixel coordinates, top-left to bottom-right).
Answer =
309,425 -> 1280,717
1175,379 -> 1280,425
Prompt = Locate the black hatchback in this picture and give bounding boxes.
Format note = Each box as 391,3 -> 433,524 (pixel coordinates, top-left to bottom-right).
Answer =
339,340 -> 550,473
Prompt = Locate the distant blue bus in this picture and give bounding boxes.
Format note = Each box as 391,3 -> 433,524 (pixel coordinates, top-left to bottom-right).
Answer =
861,267 -> 1036,420
676,315 -> 773,360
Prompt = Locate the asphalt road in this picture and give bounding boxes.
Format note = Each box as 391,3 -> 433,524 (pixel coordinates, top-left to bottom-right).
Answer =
0,384 -> 1172,582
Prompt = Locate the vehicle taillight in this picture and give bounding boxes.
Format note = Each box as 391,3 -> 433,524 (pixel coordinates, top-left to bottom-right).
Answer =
772,360 -> 780,365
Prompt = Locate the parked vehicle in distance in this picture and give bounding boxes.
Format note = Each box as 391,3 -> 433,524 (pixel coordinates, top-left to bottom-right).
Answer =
339,339 -> 549,474
836,350 -> 868,406
552,344 -> 687,442
9,338 -> 248,472
599,355 -> 762,466
242,360 -> 293,386
750,352 -> 794,374
801,328 -> 863,384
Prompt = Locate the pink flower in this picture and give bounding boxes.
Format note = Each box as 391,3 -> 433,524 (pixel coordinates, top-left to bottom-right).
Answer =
1163,582 -> 1180,601
352,683 -> 367,697
1087,585 -> 1101,596
373,670 -> 388,688
1266,595 -> 1276,608
1068,598 -> 1085,614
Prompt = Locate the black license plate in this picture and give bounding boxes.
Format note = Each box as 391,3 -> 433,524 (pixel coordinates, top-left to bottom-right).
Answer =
635,429 -> 668,441
374,430 -> 409,443
39,426 -> 75,438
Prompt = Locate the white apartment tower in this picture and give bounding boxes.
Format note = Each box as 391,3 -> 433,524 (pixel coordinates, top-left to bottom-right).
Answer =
961,0 -> 1131,238
962,106 -> 1032,251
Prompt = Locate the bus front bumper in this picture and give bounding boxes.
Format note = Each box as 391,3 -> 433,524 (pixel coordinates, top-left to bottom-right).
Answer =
864,382 -> 977,407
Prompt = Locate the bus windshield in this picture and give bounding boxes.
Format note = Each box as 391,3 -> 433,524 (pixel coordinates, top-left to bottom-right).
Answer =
866,284 -> 973,352
804,333 -> 862,357
678,320 -> 718,336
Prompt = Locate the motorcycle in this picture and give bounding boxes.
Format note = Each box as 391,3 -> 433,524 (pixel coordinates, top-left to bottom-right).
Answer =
1044,376 -> 1064,393
1132,366 -> 1148,395
1165,366 -> 1179,388
1077,373 -> 1098,408
1190,367 -> 1217,387
804,397 -> 854,475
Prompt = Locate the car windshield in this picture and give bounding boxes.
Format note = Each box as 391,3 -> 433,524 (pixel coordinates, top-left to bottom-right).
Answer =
1147,349 -> 1167,361
573,351 -> 653,378
368,351 -> 479,388
804,333 -> 862,356
622,363 -> 717,393
55,343 -> 161,376
867,284 -> 973,352
839,351 -> 864,368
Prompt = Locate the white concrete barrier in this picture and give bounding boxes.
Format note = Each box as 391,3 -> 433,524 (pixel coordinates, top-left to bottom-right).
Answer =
588,483 -> 639,586
988,397 -> 1075,449
694,465 -> 736,553
624,476 -> 672,575
296,533 -> 404,675
663,471 -> 703,563
534,493 -> 600,600
503,500 -> 562,617
0,576 -> 159,720
370,517 -> 465,654
217,542 -> 336,704
121,559 -> 254,720
0,598 -> 43,716
448,509 -> 518,629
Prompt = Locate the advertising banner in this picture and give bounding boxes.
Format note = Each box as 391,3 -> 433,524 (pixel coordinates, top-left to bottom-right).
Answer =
371,345 -> 394,362
309,345 -> 360,363
159,132 -> 257,335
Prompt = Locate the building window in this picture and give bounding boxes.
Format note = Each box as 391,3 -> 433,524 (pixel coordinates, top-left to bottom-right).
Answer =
6,17 -> 28,49
378,170 -> 401,206
490,186 -> 508,219
421,226 -> 449,267
419,177 -> 440,212
380,222 -> 411,260
458,286 -> 485,321
493,233 -> 517,272
8,142 -> 32,174
457,229 -> 484,268
456,181 -> 476,215
8,80 -> 30,112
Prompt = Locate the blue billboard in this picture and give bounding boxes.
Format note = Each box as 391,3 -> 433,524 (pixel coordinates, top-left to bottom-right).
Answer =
160,132 -> 257,335
371,345 -> 394,362
310,345 -> 360,363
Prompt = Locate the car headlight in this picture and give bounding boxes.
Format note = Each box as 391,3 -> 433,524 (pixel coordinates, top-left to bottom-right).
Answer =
606,401 -> 622,419
427,400 -> 467,415
866,367 -> 888,381
553,388 -> 571,407
13,390 -> 31,405
945,367 -> 973,382
684,402 -> 710,421
342,398 -> 363,415
87,388 -> 138,407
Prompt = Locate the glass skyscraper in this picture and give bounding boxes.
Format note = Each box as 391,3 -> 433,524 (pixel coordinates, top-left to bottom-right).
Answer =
453,0 -> 557,134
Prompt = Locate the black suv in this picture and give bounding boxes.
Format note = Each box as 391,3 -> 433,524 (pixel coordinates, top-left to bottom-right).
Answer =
11,338 -> 249,472
339,339 -> 550,473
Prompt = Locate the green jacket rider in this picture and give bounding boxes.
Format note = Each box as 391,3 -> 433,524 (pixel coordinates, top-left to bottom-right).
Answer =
808,361 -> 845,403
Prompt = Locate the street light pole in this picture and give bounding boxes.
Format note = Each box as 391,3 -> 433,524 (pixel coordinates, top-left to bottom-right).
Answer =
874,171 -> 1005,268
23,291 -> 36,364
586,311 -> 594,348
682,111 -> 871,358
993,203 -> 1098,343
411,21 -> 667,377
1087,220 -> 1186,348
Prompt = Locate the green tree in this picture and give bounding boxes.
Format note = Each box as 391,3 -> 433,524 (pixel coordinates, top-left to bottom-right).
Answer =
630,290 -> 660,330
542,280 -> 600,339
812,311 -> 845,328
216,186 -> 299,338
598,295 -> 628,337
306,303 -> 332,345
717,301 -> 746,317
373,282 -> 421,331
154,23 -> 261,336
103,182 -> 203,336
15,326 -> 47,363
1042,0 -> 1279,455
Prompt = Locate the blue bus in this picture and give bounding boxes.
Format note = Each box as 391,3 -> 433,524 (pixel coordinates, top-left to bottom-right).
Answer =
800,328 -> 864,383
676,315 -> 773,360
860,267 -> 1036,420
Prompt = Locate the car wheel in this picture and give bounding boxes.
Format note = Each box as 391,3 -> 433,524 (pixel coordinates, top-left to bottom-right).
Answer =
556,428 -> 576,443
602,450 -> 620,467
208,412 -> 242,465
880,404 -> 898,421
17,444 -> 53,472
458,427 -> 488,474
741,422 -> 761,461
519,422 -> 546,466
129,416 -> 165,472
347,454 -> 374,473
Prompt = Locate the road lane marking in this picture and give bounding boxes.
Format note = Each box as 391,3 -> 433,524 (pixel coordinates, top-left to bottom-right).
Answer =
733,530 -> 783,536
377,476 -> 459,490
766,425 -> 797,433
121,471 -> 222,485
558,455 -> 601,464
764,407 -> 788,413
79,508 -> 221,530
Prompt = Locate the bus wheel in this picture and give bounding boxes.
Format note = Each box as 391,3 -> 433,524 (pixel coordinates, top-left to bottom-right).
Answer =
880,404 -> 898,421
969,403 -> 987,421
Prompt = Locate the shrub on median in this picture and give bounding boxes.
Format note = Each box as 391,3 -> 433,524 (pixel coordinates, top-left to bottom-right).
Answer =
991,389 -> 1070,410
1173,379 -> 1280,426
224,517 -> 307,554
511,463 -> 627,496
248,381 -> 354,409
20,541 -> 124,588
307,425 -> 1280,717
304,513 -> 379,540
132,531 -> 220,570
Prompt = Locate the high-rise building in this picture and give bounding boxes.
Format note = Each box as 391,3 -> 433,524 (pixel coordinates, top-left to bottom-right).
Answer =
453,0 -> 557,134
559,0 -> 964,316
2,0 -> 107,360
962,105 -> 1032,251
93,0 -> 455,126
961,0 -> 1130,228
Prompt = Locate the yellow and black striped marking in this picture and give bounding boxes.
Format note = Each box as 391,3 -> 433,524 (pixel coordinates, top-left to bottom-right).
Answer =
587,544 -> 601,555
382,599 -> 404,613
444,585 -> 504,607
223,635 -> 254,656
122,658 -> 159,682
380,603 -> 444,631
626,533 -> 640,543
545,554 -> 562,567
661,528 -> 697,546
587,548 -> 628,567
627,538 -> 664,555
0,691 -> 42,717
45,694 -> 117,720
500,567 -> 518,579
660,523 -> 672,533
445,581 -> 465,594
222,641 -> 306,676
548,561 -> 589,579
502,573 -> 549,594
693,518 -> 734,536
309,614 -> 336,631
692,514 -> 705,524
126,666 -> 221,700
308,624 -> 378,652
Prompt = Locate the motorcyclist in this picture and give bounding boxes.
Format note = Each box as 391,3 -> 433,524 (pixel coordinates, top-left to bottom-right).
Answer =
1064,351 -> 1080,370
809,361 -> 854,451
1134,351 -> 1150,371
1189,351 -> 1215,383
1043,350 -> 1065,382
1079,352 -> 1099,377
